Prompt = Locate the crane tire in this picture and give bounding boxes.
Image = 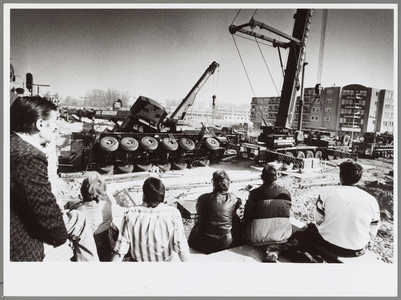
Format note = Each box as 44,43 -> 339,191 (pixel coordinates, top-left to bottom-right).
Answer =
97,164 -> 114,174
157,162 -> 171,172
116,164 -> 134,173
161,138 -> 179,152
140,136 -> 159,151
315,150 -> 323,159
341,135 -> 351,146
296,151 -> 306,159
204,137 -> 220,150
135,163 -> 152,172
198,159 -> 210,167
120,137 -> 139,152
306,150 -> 314,158
99,136 -> 119,152
179,138 -> 195,151
172,161 -> 187,170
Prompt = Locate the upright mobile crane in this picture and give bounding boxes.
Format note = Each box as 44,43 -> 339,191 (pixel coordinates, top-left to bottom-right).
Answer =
229,9 -> 356,167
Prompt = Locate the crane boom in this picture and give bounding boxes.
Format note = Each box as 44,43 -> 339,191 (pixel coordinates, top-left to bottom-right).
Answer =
170,61 -> 219,121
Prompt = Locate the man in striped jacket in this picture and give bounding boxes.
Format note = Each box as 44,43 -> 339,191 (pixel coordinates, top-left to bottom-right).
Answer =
111,177 -> 190,262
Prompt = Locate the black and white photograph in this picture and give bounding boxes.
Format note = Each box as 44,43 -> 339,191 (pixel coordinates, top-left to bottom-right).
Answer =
3,3 -> 397,298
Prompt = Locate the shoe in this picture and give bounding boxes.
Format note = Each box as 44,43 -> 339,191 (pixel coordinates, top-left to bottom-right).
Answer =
262,251 -> 279,263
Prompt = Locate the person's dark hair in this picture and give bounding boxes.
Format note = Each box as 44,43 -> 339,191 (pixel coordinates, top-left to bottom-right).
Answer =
212,170 -> 230,192
81,173 -> 108,203
339,160 -> 363,185
10,63 -> 15,82
142,177 -> 165,208
10,96 -> 57,134
261,165 -> 277,184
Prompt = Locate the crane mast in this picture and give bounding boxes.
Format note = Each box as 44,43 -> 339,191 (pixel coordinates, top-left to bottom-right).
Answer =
275,9 -> 313,128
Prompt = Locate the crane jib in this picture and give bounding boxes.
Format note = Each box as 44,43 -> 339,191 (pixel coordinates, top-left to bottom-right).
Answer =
229,9 -> 313,129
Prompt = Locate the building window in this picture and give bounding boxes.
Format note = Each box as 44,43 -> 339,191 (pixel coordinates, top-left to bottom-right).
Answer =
326,98 -> 332,103
326,89 -> 333,94
325,108 -> 331,113
324,117 -> 330,121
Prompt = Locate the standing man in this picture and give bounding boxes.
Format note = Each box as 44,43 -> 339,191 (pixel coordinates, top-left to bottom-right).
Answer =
10,96 -> 98,261
111,177 -> 190,262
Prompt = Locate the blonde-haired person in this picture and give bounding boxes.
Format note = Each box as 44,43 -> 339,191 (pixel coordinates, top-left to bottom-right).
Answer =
68,172 -> 114,261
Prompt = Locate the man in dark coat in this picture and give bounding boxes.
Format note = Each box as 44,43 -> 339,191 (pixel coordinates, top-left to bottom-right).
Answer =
10,96 -> 98,261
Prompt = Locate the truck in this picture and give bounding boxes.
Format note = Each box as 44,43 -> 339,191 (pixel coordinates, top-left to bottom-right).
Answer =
229,9 -> 356,168
60,61 -> 232,174
352,132 -> 393,158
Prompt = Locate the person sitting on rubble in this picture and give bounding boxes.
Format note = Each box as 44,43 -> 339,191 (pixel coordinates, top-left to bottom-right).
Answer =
286,160 -> 381,263
188,170 -> 244,254
111,177 -> 190,262
66,172 -> 117,261
243,164 -> 296,262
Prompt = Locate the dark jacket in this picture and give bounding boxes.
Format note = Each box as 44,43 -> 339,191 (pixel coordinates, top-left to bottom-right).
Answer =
244,183 -> 292,246
10,133 -> 67,261
188,191 -> 241,254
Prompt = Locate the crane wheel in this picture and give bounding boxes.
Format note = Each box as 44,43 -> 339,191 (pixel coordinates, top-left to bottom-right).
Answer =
99,136 -> 119,152
341,135 -> 351,146
161,138 -> 179,152
315,150 -> 323,159
172,161 -> 187,170
140,136 -> 159,151
135,163 -> 153,172
205,137 -> 220,150
296,151 -> 306,159
120,137 -> 139,152
179,138 -> 195,151
157,162 -> 171,172
97,164 -> 114,174
116,164 -> 134,173
198,159 -> 210,167
306,150 -> 314,158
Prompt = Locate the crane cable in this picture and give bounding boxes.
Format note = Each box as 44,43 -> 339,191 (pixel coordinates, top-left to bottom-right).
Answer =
254,37 -> 280,96
307,9 -> 328,116
317,9 -> 328,84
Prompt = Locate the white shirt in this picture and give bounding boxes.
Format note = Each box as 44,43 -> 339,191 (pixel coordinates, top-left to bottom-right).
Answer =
314,185 -> 380,250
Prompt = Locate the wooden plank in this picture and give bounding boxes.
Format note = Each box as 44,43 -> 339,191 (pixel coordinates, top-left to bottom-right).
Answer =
299,181 -> 340,188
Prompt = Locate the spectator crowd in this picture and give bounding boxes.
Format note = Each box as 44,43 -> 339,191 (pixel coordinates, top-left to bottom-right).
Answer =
10,95 -> 381,263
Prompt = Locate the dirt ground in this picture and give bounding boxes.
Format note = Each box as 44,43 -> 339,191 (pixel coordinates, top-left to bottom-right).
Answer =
54,118 -> 395,264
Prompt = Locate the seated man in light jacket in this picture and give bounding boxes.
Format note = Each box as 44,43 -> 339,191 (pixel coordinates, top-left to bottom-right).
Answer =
243,165 -> 296,262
